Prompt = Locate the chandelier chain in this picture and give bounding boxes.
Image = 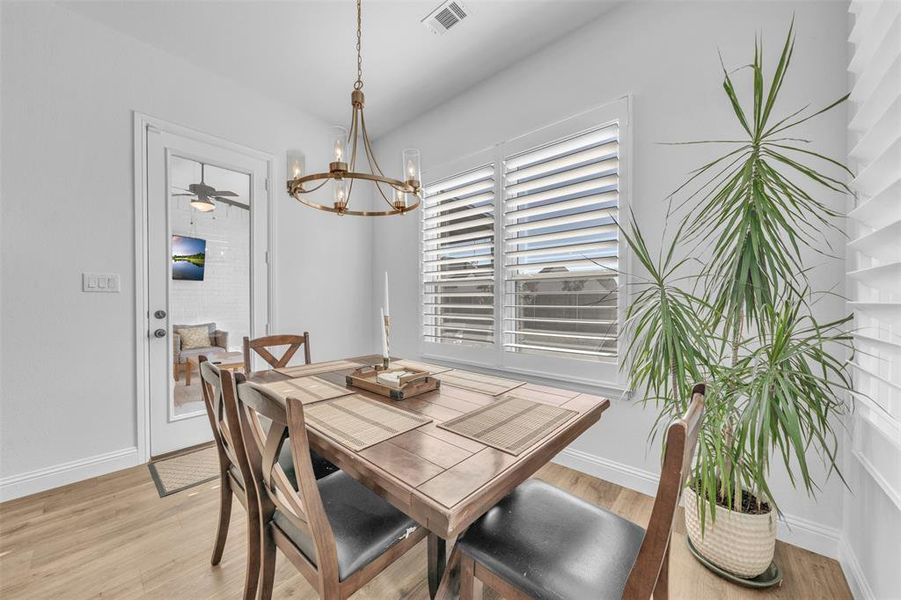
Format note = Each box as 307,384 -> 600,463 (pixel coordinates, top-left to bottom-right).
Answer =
354,0 -> 363,90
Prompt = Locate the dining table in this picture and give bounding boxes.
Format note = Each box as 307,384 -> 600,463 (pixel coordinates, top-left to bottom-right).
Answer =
249,354 -> 611,599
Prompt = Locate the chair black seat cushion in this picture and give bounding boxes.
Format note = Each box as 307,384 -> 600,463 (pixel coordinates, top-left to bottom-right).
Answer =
308,449 -> 340,480
272,470 -> 419,581
457,479 -> 646,600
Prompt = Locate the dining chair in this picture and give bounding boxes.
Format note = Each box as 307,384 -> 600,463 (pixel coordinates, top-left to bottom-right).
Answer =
243,332 -> 339,480
234,376 -> 429,600
198,356 -> 302,600
243,332 -> 312,373
437,384 -> 707,600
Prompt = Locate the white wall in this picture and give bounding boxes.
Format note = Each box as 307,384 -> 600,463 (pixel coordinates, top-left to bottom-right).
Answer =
0,2 -> 375,497
371,0 -> 850,557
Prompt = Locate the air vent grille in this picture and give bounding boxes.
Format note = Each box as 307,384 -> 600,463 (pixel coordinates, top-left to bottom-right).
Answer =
423,1 -> 468,35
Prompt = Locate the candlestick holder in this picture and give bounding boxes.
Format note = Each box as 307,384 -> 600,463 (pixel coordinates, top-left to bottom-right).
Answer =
382,314 -> 391,369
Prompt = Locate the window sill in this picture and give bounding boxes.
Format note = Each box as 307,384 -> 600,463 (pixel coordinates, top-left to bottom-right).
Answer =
419,352 -> 629,400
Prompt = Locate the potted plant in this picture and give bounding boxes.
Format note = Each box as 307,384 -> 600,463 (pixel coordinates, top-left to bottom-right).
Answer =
620,22 -> 854,581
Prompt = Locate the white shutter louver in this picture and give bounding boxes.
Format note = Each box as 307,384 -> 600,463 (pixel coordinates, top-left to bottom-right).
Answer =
846,0 -> 901,509
422,165 -> 496,346
502,124 -> 620,360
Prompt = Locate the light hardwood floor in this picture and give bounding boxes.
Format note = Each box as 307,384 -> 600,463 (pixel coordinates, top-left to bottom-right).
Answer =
0,462 -> 851,599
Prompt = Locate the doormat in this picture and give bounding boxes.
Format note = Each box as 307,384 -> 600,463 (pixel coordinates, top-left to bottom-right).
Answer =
148,445 -> 220,497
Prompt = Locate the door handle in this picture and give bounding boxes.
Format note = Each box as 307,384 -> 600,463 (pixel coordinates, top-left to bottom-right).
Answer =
153,328 -> 167,338
154,310 -> 167,319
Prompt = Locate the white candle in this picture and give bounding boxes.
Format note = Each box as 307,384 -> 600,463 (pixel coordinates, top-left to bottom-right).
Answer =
384,271 -> 390,316
380,307 -> 389,358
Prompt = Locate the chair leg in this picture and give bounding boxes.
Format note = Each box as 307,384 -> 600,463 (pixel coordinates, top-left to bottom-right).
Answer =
654,544 -> 670,600
258,524 -> 277,600
211,478 -> 233,565
427,533 -> 447,599
174,362 -> 180,382
242,504 -> 262,600
434,545 -> 462,600
460,555 -> 482,600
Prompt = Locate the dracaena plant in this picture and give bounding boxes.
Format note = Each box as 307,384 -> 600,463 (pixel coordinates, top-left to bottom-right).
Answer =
620,21 -> 854,523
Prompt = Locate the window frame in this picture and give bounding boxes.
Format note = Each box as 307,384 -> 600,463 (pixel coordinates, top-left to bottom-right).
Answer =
419,97 -> 632,389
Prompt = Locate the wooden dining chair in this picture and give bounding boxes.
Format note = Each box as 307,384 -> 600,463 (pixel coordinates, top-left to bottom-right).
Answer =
243,332 -> 312,373
243,332 -> 339,480
234,376 -> 429,600
198,356 -> 303,600
438,384 -> 707,600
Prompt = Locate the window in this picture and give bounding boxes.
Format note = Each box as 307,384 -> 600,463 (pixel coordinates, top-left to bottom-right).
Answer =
422,165 -> 497,346
420,100 -> 628,386
845,1 -> 901,509
502,125 -> 619,360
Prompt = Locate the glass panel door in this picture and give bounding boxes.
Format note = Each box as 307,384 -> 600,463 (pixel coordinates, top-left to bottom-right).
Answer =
146,127 -> 269,457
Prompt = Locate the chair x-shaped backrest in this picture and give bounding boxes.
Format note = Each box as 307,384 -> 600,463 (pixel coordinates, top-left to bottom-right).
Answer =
243,333 -> 311,372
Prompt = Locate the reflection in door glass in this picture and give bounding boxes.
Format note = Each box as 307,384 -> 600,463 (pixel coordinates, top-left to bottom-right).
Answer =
169,156 -> 250,416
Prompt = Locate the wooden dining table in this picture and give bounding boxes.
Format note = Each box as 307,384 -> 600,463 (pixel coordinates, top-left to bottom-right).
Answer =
249,355 -> 610,598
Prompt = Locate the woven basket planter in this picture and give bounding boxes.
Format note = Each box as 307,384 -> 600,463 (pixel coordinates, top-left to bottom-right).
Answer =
683,486 -> 776,578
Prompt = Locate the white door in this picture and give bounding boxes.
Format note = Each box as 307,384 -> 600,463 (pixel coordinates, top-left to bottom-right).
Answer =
146,129 -> 270,456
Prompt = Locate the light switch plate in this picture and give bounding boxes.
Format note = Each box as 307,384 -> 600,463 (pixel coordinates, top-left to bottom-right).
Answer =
82,272 -> 120,293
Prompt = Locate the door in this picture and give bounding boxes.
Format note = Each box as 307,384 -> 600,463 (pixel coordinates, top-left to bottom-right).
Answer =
146,129 -> 269,456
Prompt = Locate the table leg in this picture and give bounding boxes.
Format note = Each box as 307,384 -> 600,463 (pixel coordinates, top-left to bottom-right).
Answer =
185,362 -> 192,386
428,533 -> 446,600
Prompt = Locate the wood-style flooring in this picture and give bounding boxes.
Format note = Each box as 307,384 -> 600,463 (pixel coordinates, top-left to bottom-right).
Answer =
0,461 -> 851,599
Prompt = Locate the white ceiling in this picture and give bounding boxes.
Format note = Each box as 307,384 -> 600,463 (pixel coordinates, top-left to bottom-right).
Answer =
63,1 -> 620,137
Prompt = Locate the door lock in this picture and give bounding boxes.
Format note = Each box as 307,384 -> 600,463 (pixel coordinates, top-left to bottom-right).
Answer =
154,310 -> 167,319
153,328 -> 167,338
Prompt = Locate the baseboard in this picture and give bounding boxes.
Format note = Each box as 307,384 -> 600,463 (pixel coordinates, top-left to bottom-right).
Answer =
0,447 -> 140,502
554,447 -> 659,497
839,537 -> 875,600
778,512 -> 841,559
553,448 -> 841,559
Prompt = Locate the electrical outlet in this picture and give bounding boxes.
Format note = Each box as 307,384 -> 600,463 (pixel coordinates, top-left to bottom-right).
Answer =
83,272 -> 120,293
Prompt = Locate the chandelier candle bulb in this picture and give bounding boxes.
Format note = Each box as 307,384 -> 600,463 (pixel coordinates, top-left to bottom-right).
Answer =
286,150 -> 305,180
393,189 -> 407,211
333,179 -> 348,212
402,148 -> 421,186
330,125 -> 349,172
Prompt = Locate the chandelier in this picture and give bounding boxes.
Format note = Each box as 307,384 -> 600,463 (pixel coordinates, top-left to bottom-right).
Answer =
287,0 -> 422,217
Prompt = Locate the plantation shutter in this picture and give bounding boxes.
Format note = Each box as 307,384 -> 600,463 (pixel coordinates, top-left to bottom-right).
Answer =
502,124 -> 620,360
846,0 -> 901,508
422,165 -> 496,346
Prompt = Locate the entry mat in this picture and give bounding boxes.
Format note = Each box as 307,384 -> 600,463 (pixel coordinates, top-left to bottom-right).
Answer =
148,445 -> 219,497
304,394 -> 432,452
438,396 -> 577,456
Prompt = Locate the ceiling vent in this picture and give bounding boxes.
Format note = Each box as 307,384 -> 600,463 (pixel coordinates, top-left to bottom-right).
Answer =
422,1 -> 468,35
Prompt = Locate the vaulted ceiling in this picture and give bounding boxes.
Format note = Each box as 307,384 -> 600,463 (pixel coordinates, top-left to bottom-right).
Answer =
64,1 -> 620,136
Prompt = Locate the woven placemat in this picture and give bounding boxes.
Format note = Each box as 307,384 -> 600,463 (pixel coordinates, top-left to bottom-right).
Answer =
259,375 -> 352,405
391,359 -> 454,375
438,396 -> 578,456
304,395 -> 432,451
148,445 -> 219,497
314,368 -> 358,387
434,369 -> 526,396
274,359 -> 363,378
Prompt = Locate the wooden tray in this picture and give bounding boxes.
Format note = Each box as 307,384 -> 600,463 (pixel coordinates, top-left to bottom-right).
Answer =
346,364 -> 440,400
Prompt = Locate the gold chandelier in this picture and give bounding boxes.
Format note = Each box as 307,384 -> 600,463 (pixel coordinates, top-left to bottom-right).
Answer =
287,0 -> 422,217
